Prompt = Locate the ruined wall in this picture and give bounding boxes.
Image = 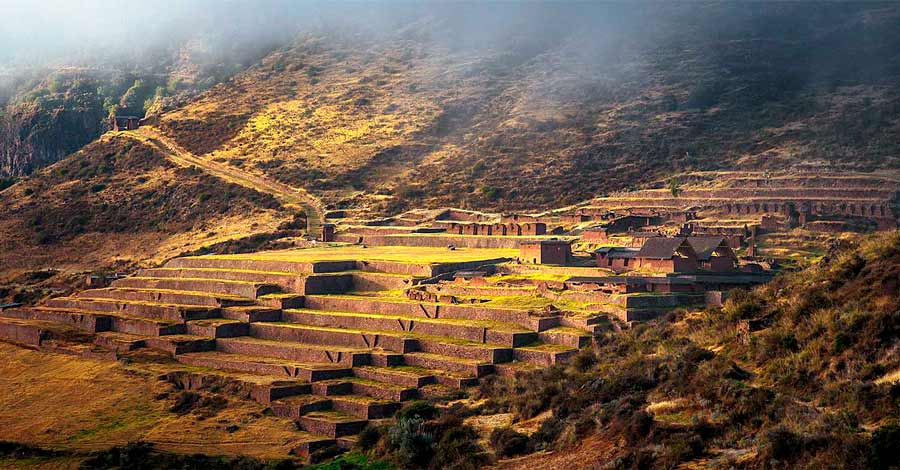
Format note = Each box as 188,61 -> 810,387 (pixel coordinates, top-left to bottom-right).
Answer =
335,233 -> 524,249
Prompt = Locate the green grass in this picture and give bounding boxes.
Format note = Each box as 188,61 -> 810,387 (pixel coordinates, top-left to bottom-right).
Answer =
65,403 -> 163,445
304,451 -> 394,470
540,326 -> 592,336
518,342 -> 577,353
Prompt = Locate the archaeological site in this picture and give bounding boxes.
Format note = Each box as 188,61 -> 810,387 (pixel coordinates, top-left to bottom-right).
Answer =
1,2 -> 899,469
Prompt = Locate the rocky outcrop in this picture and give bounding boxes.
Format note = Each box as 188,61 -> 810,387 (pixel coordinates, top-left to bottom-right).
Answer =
0,101 -> 106,177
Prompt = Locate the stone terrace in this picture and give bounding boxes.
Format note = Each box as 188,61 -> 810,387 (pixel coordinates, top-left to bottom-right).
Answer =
579,172 -> 899,223
0,245 -> 592,457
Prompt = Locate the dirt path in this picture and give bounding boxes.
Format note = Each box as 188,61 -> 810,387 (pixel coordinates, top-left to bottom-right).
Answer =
125,127 -> 325,236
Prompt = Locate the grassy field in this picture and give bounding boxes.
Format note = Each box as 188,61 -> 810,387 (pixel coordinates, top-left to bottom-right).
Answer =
0,343 -> 311,461
202,244 -> 518,264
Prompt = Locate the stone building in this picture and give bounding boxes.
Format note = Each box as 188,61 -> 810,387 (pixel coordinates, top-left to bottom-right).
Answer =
518,239 -> 572,265
687,236 -> 737,272
112,116 -> 141,131
596,237 -> 699,273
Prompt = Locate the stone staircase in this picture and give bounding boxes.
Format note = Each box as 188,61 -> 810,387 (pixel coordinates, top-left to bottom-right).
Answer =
0,253 -> 591,456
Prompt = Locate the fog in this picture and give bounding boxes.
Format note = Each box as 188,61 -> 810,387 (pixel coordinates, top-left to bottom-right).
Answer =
0,1 -> 896,95
0,0 -> 313,65
0,1 -> 655,66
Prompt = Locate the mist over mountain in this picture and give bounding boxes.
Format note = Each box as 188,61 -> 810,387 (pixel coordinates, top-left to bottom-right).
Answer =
2,1 -> 899,187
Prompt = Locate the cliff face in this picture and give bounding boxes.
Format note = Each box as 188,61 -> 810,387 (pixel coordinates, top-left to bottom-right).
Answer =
0,102 -> 106,176
0,30 -> 283,178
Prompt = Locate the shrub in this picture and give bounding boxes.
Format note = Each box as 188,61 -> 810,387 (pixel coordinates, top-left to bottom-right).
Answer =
532,415 -> 564,449
355,425 -> 383,452
762,426 -> 802,461
480,186 -> 501,200
384,417 -> 434,469
831,332 -> 851,354
489,427 -> 532,458
0,177 -> 16,192
870,421 -> 900,470
397,401 -> 438,422
430,425 -> 487,470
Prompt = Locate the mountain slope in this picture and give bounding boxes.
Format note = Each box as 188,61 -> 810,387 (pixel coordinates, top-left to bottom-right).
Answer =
477,231 -> 900,469
0,134 -> 294,279
152,3 -> 900,215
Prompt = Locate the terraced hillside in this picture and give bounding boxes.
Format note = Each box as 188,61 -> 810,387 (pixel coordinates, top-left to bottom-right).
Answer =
0,246 -> 597,457
578,172 -> 900,214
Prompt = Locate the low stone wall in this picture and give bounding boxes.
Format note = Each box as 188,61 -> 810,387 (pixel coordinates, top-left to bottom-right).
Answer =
413,338 -> 511,362
614,293 -> 706,309
145,336 -> 215,355
46,298 -> 216,322
556,290 -> 614,304
356,260 -> 436,277
166,257 -> 357,274
186,319 -> 250,337
537,330 -> 591,348
424,284 -> 536,298
112,277 -> 280,299
354,258 -> 509,278
249,322 -> 412,352
351,272 -> 414,291
217,338 -> 364,366
499,263 -> 614,277
302,274 -> 353,295
162,371 -> 311,404
176,354 -> 332,381
2,308 -> 111,332
0,320 -> 46,346
80,288 -> 241,307
110,317 -> 185,336
512,348 -> 577,366
335,233 -> 524,249
302,295 -> 556,331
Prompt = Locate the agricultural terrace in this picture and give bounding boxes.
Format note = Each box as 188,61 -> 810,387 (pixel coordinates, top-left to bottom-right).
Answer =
200,244 -> 518,265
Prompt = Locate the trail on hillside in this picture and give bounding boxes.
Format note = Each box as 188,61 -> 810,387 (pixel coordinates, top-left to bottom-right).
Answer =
125,127 -> 325,236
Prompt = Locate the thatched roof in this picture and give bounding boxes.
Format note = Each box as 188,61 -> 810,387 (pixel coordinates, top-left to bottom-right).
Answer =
686,236 -> 731,261
636,237 -> 696,259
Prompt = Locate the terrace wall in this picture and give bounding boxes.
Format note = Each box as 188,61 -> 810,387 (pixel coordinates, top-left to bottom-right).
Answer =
335,233 -> 523,249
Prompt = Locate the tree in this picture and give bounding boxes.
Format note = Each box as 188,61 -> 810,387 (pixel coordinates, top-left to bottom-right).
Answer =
669,177 -> 682,197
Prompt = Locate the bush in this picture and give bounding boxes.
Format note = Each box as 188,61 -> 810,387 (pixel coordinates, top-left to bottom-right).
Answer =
489,427 -> 532,458
0,177 -> 16,192
384,417 -> 434,469
396,401 -> 438,421
870,421 -> 900,470
762,426 -> 802,461
533,416 -> 564,449
430,425 -> 487,470
355,425 -> 383,452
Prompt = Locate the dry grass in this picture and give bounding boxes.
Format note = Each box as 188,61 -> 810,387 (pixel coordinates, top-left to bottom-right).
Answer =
204,244 -> 517,264
0,343 -> 313,459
